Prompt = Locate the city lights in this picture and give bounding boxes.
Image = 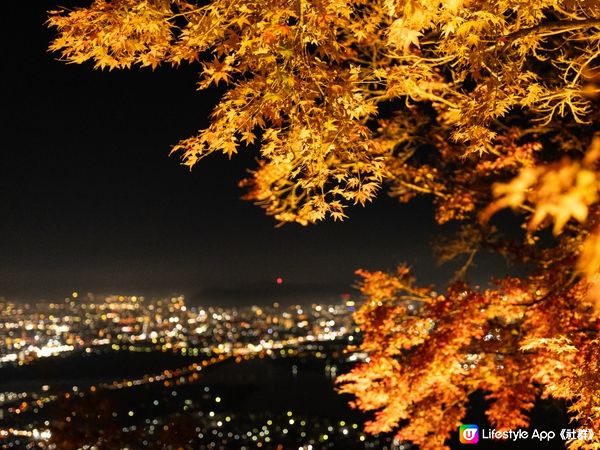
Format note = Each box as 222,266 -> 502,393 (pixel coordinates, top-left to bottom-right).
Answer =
0,294 -> 398,449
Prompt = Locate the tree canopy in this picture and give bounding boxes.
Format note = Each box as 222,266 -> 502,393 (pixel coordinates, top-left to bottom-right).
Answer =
48,0 -> 600,448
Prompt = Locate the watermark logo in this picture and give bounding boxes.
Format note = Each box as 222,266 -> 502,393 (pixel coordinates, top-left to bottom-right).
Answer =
460,424 -> 479,444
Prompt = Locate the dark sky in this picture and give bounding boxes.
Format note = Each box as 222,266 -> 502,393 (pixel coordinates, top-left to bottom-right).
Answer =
1,2 -> 493,304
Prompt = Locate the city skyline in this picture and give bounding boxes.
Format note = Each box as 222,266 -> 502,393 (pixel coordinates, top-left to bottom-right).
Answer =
0,293 -> 393,449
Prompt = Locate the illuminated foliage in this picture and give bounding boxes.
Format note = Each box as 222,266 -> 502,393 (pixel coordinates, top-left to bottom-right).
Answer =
48,0 -> 600,448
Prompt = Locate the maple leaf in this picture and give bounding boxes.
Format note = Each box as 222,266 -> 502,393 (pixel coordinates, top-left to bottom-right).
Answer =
221,139 -> 238,158
388,19 -> 422,53
202,56 -> 234,86
240,131 -> 256,145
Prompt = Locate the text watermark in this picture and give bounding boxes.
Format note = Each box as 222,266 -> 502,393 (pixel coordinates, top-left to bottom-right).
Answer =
458,425 -> 594,444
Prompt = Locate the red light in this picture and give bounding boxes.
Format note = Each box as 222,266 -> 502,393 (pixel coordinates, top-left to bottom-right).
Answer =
276,277 -> 283,285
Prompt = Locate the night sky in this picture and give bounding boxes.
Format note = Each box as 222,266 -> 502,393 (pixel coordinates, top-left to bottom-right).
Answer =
1,2 -> 501,304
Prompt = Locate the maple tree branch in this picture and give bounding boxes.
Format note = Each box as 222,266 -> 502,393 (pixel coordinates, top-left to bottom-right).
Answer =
482,18 -> 600,55
511,274 -> 580,307
503,18 -> 600,44
452,249 -> 478,282
396,284 -> 433,303
395,180 -> 447,198
398,294 -> 432,303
